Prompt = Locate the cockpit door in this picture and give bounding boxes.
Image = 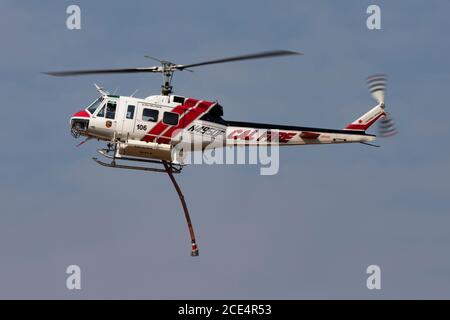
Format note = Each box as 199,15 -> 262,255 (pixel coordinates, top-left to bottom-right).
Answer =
90,99 -> 118,139
118,101 -> 137,141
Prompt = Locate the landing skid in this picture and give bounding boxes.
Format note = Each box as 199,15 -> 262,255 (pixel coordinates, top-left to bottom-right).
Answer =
92,157 -> 177,173
93,147 -> 198,256
94,148 -> 182,173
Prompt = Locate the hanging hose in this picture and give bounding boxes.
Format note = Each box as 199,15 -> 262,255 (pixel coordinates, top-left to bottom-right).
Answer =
162,161 -> 199,257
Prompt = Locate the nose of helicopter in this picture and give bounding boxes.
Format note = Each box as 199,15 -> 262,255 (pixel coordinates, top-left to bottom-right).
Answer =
72,110 -> 90,119
70,110 -> 90,138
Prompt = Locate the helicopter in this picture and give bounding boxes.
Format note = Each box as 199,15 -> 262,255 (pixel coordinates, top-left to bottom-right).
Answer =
45,50 -> 396,256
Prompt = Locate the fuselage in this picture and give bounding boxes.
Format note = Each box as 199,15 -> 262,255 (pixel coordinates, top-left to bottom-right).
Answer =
70,93 -> 375,161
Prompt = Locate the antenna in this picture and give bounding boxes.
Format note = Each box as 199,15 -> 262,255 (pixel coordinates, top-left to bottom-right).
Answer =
94,83 -> 109,95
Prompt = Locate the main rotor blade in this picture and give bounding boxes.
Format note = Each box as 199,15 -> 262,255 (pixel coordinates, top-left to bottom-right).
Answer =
44,67 -> 159,77
177,50 -> 302,70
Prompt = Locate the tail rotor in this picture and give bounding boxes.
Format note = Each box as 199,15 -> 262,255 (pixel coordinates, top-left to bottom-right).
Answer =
367,74 -> 398,137
377,113 -> 398,137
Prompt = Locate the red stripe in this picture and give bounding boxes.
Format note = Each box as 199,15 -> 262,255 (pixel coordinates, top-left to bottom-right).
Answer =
142,121 -> 167,142
156,101 -> 215,144
72,110 -> 90,118
300,131 -> 320,139
345,113 -> 385,131
184,98 -> 199,108
141,99 -> 197,142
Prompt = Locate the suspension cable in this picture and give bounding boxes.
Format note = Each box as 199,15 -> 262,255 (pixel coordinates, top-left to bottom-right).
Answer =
162,161 -> 199,256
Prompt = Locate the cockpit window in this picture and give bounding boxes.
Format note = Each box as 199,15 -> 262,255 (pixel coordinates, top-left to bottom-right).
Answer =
105,101 -> 117,119
97,105 -> 105,117
86,97 -> 104,114
126,105 -> 135,119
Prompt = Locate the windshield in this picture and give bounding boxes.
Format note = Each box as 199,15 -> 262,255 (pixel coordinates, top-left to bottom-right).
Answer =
86,97 -> 104,114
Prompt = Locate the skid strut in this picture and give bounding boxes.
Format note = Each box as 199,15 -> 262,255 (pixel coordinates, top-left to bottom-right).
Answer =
162,161 -> 199,257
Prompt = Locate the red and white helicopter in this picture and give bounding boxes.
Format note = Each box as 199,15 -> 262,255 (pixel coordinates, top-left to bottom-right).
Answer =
45,50 -> 396,256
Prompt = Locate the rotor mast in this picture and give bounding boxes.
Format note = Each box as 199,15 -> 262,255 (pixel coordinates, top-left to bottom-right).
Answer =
161,63 -> 174,95
144,56 -> 177,95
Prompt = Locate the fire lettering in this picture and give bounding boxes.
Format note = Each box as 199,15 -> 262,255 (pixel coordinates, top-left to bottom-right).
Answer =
229,129 -> 295,143
228,129 -> 257,140
238,129 -> 257,141
279,132 -> 296,143
227,129 -> 243,139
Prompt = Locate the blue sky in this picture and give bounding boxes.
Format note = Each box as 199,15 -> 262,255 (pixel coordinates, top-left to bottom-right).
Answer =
0,0 -> 449,298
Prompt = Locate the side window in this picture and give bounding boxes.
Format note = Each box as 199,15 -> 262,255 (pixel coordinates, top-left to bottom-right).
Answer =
105,101 -> 117,119
97,105 -> 105,117
142,108 -> 159,122
87,97 -> 103,114
126,105 -> 135,119
163,112 -> 179,126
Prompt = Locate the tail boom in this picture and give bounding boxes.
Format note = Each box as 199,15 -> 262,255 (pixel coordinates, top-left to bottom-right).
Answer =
222,121 -> 376,147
